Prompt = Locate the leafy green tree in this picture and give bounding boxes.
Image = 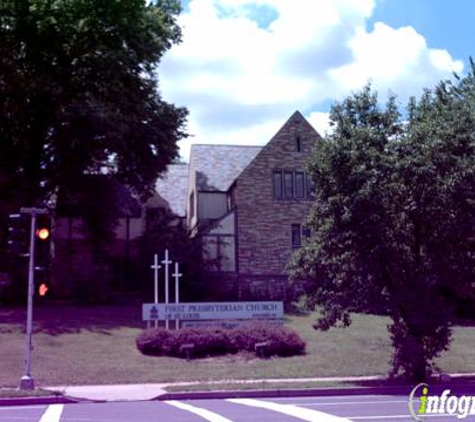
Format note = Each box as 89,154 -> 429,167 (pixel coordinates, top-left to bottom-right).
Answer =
0,0 -> 187,266
289,74 -> 475,381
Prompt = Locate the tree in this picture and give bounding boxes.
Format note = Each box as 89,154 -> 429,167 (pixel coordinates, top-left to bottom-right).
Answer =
0,0 -> 187,266
289,74 -> 475,381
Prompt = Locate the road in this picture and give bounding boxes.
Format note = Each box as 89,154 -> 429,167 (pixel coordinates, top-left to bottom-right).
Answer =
0,394 -> 458,421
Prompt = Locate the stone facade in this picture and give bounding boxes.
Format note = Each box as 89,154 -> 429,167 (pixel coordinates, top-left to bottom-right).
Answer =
231,111 -> 321,297
145,111 -> 323,300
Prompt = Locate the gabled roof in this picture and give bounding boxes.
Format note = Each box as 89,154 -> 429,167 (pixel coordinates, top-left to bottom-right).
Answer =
154,163 -> 189,217
189,144 -> 262,192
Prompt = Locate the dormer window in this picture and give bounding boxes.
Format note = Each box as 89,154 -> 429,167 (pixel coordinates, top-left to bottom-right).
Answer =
295,136 -> 302,152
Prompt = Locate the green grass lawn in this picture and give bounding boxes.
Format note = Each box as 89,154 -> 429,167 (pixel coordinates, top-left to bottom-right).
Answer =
0,304 -> 475,389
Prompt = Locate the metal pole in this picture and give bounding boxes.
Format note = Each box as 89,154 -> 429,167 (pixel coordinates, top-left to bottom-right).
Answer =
153,254 -> 159,303
19,213 -> 36,390
162,249 -> 171,330
151,254 -> 160,328
174,262 -> 182,330
175,263 -> 179,302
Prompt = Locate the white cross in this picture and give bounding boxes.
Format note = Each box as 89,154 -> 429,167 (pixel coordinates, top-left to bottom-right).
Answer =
173,262 -> 183,330
173,262 -> 182,304
150,254 -> 161,328
150,254 -> 161,304
162,249 -> 172,329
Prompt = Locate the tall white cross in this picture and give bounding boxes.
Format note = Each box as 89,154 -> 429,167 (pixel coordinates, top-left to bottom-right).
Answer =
161,249 -> 172,329
150,254 -> 161,328
173,262 -> 182,330
151,254 -> 161,304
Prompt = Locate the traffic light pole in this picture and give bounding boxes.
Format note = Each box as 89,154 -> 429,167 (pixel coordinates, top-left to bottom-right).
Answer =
19,207 -> 48,390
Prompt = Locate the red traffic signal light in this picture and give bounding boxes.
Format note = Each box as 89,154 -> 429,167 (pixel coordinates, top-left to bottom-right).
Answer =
39,283 -> 49,296
35,215 -> 52,269
36,227 -> 50,241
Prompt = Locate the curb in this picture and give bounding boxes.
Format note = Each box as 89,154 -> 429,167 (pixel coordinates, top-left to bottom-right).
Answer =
2,379 -> 475,406
156,385 -> 414,401
157,382 -> 475,401
0,395 -> 78,407
0,386 -> 411,407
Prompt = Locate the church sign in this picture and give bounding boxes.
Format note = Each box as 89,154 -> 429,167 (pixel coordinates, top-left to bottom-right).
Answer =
142,301 -> 283,322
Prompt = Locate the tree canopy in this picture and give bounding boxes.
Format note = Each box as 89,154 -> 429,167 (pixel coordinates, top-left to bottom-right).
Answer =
0,0 -> 187,211
289,66 -> 475,380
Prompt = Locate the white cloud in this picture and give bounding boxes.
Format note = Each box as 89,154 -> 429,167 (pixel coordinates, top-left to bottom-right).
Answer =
307,112 -> 332,138
429,49 -> 463,72
159,0 -> 463,160
329,22 -> 464,98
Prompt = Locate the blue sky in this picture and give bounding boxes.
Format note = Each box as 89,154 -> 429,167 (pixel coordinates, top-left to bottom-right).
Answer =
159,0 -> 473,160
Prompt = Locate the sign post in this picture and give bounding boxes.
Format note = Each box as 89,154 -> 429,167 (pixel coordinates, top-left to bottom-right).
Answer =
150,254 -> 161,328
173,262 -> 182,330
161,249 -> 172,330
19,207 -> 48,390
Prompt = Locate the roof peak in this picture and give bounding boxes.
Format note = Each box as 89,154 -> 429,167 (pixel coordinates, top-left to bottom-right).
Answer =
290,110 -> 304,117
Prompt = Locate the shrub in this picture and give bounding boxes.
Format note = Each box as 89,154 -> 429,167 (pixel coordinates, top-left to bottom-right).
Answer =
163,328 -> 236,357
136,327 -> 236,357
136,328 -> 171,356
136,323 -> 305,358
229,322 -> 306,357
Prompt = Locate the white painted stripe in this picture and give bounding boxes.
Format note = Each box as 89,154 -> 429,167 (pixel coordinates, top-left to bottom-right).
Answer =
165,400 -> 233,422
351,414 -> 450,420
274,396 -> 405,402
304,400 -> 409,407
227,398 -> 351,422
350,416 -> 413,420
351,414 -> 453,420
39,404 -> 64,422
0,405 -> 43,411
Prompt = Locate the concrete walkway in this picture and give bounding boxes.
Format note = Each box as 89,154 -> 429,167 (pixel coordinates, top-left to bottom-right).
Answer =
43,375 -> 391,402
43,373 -> 475,402
44,383 -> 168,402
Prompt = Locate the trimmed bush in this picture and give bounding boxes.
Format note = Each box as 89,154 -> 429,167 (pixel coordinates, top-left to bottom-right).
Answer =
163,328 -> 237,357
136,327 -> 236,357
136,327 -> 171,356
136,323 -> 305,358
229,322 -> 306,357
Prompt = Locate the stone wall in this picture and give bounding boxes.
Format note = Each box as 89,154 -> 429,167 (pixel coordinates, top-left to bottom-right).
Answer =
234,112 -> 321,280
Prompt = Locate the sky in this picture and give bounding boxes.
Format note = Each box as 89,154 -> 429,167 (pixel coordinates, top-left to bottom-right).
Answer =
158,0 -> 475,161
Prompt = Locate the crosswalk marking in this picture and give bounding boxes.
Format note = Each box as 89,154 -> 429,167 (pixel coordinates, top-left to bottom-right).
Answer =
351,415 -> 450,420
165,400 -> 234,422
39,405 -> 64,422
302,400 -> 409,406
227,398 -> 352,421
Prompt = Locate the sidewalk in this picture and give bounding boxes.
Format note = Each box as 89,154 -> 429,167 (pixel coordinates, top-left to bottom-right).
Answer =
44,375 -> 387,402
1,373 -> 474,405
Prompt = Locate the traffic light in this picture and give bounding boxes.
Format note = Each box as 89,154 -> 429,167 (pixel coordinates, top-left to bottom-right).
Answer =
37,227 -> 50,241
7,213 -> 29,257
35,215 -> 51,270
38,283 -> 49,297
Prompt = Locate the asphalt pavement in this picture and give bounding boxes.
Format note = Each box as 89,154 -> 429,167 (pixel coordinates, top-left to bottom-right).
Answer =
2,374 -> 475,421
0,394 -> 460,422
